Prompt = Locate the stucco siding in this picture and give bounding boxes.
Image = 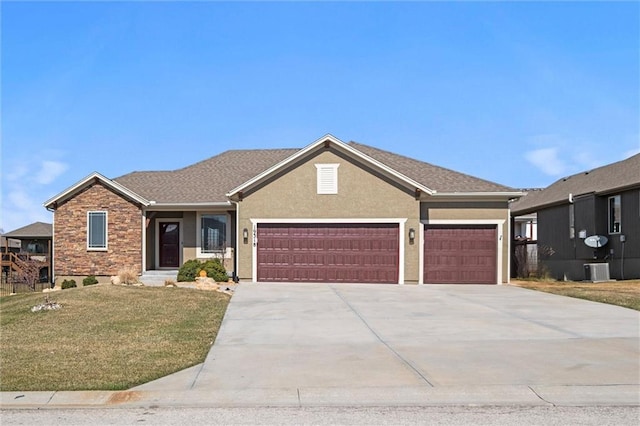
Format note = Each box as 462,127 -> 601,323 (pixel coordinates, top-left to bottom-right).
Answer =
237,150 -> 421,282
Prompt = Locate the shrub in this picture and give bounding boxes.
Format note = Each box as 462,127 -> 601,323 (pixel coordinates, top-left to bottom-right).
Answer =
177,259 -> 201,282
177,259 -> 228,282
201,259 -> 229,283
61,279 -> 77,290
117,268 -> 139,285
83,275 -> 99,286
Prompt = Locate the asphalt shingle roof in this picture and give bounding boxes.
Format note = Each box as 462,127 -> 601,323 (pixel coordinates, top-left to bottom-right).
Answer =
2,221 -> 52,238
511,153 -> 640,215
349,142 -> 516,193
114,142 -> 517,203
115,149 -> 298,203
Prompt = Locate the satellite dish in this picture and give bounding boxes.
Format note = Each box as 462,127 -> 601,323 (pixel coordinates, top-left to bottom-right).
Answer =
584,235 -> 608,248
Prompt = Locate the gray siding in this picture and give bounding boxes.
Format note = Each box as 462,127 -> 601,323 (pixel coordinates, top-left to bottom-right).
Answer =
536,188 -> 640,280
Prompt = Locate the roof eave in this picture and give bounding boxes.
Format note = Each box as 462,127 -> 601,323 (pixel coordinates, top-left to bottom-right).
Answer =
144,201 -> 233,211
43,172 -> 150,209
428,191 -> 524,201
226,134 -> 435,199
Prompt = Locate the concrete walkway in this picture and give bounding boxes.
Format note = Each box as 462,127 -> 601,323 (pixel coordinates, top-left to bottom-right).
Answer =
2,283 -> 639,408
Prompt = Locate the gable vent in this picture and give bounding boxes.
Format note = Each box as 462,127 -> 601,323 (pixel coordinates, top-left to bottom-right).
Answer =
315,164 -> 339,194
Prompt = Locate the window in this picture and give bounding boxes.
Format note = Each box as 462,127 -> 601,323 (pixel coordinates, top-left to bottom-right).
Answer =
87,211 -> 107,250
608,195 -> 621,234
569,204 -> 575,239
315,163 -> 339,194
200,214 -> 227,253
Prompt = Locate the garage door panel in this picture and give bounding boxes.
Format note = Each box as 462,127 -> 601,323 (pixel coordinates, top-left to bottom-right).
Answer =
257,223 -> 399,284
424,225 -> 497,284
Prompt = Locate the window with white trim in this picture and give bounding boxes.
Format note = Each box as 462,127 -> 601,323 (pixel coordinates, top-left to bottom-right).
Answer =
315,163 -> 339,194
608,195 -> 621,234
87,211 -> 107,250
200,213 -> 227,253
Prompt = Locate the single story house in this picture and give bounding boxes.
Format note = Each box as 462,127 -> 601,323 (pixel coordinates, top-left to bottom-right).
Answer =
511,153 -> 640,281
44,135 -> 522,285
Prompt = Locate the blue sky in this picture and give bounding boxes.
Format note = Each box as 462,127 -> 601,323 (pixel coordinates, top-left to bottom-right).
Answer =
1,1 -> 638,233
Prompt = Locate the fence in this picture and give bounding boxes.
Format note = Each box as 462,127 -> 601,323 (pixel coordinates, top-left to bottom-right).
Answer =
0,281 -> 53,297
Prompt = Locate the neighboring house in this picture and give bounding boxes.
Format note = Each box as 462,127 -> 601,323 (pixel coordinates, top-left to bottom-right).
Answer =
1,221 -> 53,284
511,153 -> 640,281
44,135 -> 521,286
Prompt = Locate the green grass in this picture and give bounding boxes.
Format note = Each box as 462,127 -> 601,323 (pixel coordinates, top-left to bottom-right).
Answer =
0,284 -> 230,391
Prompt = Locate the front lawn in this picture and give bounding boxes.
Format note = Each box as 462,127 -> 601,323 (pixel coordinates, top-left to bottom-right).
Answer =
511,279 -> 640,311
0,285 -> 230,391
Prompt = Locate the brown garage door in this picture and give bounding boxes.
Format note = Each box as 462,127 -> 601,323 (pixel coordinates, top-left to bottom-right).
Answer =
424,225 -> 497,284
257,223 -> 399,283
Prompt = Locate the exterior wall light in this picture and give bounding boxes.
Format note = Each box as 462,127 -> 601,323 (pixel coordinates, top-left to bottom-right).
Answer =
409,228 -> 416,244
243,228 -> 249,244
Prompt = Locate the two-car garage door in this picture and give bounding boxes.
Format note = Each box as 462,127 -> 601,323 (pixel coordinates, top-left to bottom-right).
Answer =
257,223 -> 399,284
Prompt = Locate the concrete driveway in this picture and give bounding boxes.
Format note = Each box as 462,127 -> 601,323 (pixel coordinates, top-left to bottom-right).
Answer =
187,283 -> 639,406
3,282 -> 639,409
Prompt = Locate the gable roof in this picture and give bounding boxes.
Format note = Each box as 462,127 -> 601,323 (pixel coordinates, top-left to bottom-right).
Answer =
226,134 -> 438,199
226,134 -> 519,200
114,148 -> 298,205
44,172 -> 150,209
45,135 -> 520,209
511,153 -> 640,215
2,221 -> 52,239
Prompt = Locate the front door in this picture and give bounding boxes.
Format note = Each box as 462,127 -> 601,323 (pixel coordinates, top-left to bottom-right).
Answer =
159,222 -> 180,268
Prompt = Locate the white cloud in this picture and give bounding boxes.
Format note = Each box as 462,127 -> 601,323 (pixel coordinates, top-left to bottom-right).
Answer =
35,160 -> 69,184
1,189 -> 52,232
1,156 -> 67,232
525,147 -> 567,176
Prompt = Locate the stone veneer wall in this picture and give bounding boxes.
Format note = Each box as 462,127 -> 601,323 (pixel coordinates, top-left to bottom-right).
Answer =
54,182 -> 142,279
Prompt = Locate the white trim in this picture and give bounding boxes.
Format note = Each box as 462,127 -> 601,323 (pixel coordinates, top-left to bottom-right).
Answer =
431,191 -> 524,198
51,212 -> 55,284
250,218 -> 407,284
155,219 -> 183,269
196,212 -> 231,258
226,134 -> 434,198
506,212 -> 511,284
141,212 -> 146,273
145,202 -> 232,211
418,224 -> 425,285
44,172 -> 149,208
424,219 -> 505,225
232,200 -> 240,280
86,211 -> 108,251
421,219 -> 505,285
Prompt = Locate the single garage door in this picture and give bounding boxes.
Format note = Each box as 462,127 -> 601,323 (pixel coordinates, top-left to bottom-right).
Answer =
257,223 -> 399,283
424,225 -> 497,284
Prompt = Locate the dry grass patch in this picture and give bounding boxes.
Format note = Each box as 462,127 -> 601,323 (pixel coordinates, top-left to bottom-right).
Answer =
0,284 -> 230,391
511,279 -> 640,311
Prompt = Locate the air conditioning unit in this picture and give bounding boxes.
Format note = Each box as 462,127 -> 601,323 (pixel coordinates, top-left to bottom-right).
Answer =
584,263 -> 610,282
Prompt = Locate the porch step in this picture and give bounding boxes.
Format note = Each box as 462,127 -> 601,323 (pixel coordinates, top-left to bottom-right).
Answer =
139,270 -> 179,287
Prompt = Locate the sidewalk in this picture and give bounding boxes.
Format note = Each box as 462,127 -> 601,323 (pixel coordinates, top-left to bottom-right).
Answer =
2,283 -> 639,409
3,383 -> 639,408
